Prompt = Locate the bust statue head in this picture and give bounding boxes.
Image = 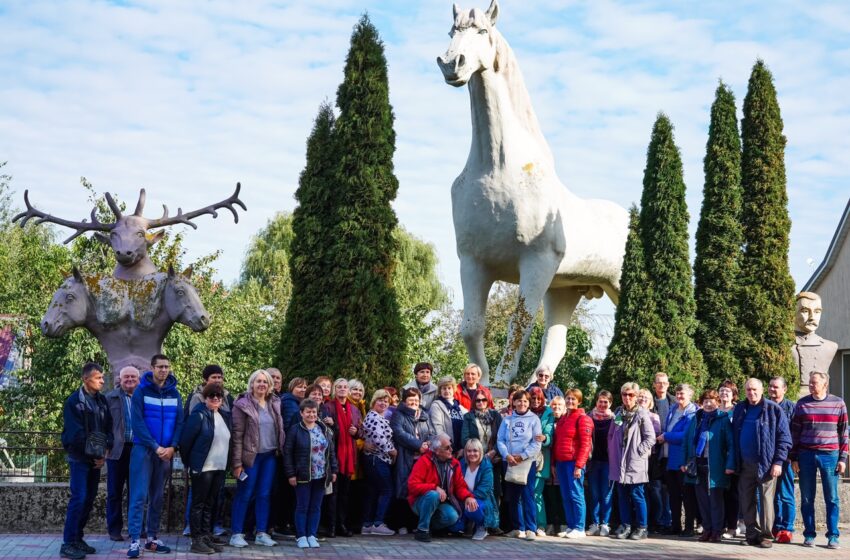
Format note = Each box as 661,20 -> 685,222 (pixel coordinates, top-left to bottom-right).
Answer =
795,291 -> 823,334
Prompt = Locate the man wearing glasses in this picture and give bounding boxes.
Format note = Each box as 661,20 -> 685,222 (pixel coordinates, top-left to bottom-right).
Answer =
526,366 -> 563,402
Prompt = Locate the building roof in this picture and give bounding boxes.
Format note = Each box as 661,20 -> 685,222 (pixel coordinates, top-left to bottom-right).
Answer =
803,197 -> 850,292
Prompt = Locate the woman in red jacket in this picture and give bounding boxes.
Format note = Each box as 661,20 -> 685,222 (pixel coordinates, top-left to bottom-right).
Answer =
552,388 -> 593,539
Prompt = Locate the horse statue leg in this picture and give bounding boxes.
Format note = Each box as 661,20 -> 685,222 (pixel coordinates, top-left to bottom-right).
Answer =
459,258 -> 495,384
531,287 -> 583,386
492,253 -> 559,387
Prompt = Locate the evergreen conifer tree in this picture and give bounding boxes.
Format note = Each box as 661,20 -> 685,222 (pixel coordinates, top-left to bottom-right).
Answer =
598,206 -> 665,392
694,82 -> 744,387
639,114 -> 706,386
739,60 -> 796,385
280,103 -> 338,376
282,15 -> 405,388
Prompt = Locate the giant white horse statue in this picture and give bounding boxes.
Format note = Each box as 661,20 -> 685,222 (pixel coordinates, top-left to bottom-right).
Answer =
437,0 -> 628,386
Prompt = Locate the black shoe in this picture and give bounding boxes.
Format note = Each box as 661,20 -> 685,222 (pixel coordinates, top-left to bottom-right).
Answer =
74,540 -> 96,554
109,534 -> 125,542
629,528 -> 648,540
337,525 -> 353,537
613,524 -> 631,539
60,544 -> 86,560
202,536 -> 224,553
326,526 -> 336,538
679,529 -> 695,538
190,539 -> 215,555
208,534 -> 227,546
758,539 -> 773,548
414,530 -> 432,543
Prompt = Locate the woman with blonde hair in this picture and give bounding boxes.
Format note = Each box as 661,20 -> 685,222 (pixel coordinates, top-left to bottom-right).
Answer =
229,369 -> 285,548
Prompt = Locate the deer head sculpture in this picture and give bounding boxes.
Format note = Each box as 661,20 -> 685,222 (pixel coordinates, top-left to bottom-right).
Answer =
13,183 -> 246,280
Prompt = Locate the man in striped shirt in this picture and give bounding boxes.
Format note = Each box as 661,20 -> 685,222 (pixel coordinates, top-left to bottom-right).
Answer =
790,371 -> 848,550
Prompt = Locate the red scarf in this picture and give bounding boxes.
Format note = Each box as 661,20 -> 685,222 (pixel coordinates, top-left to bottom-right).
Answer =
334,399 -> 355,476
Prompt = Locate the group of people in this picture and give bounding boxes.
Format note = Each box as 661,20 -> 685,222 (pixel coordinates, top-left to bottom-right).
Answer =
60,357 -> 848,559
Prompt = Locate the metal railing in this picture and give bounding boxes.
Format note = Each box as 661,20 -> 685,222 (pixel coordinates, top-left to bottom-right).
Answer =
0,430 -> 67,482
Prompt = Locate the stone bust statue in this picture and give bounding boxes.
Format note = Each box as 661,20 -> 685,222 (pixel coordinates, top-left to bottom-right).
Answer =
791,291 -> 838,395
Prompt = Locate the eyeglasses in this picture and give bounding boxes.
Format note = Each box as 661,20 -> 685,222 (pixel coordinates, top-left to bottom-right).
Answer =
621,393 -> 636,398
475,398 -> 489,403
208,395 -> 223,400
537,373 -> 550,378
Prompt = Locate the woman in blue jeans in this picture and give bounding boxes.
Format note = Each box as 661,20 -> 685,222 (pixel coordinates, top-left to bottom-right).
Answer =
586,390 -> 614,536
228,369 -> 285,548
497,390 -> 543,540
284,398 -> 338,548
361,389 -> 397,535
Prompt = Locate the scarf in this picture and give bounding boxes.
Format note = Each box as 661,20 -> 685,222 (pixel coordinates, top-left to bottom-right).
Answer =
474,408 -> 494,425
333,399 -> 355,476
528,386 -> 546,415
591,408 -> 614,421
619,406 -> 639,451
348,396 -> 366,420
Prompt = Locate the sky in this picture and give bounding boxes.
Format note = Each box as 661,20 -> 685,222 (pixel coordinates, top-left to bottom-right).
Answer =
2,0 -> 849,345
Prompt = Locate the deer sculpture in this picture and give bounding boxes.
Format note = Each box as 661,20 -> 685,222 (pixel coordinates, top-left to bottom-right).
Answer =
13,184 -> 246,380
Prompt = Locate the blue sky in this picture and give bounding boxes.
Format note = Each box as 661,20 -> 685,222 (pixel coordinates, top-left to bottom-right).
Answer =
1,0 -> 848,330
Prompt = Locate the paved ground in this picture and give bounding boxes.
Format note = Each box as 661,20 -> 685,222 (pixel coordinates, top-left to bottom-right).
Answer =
1,531 -> 847,560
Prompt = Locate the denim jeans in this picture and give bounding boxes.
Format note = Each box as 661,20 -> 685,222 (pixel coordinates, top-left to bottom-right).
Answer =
412,491 -> 460,532
555,460 -> 586,531
504,461 -> 537,532
617,483 -> 647,528
106,443 -> 132,537
587,460 -> 612,525
230,451 -> 277,534
450,498 -> 486,531
128,446 -> 171,540
64,460 -> 101,544
294,479 -> 326,538
773,460 -> 795,532
362,455 -> 393,527
798,449 -> 840,539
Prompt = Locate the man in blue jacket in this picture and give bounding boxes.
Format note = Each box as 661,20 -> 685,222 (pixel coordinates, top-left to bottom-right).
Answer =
61,362 -> 114,560
127,354 -> 183,558
732,378 -> 791,549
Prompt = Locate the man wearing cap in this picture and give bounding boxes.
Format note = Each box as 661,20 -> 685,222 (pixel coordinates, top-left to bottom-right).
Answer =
404,362 -> 439,410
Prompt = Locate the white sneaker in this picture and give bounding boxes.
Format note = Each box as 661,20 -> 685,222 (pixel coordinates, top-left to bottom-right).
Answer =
525,531 -> 536,541
371,524 -> 395,536
567,529 -> 586,539
536,528 -> 547,537
229,533 -> 248,548
255,532 -> 277,547
182,525 -> 191,537
361,525 -> 373,535
296,537 -> 309,549
397,527 -> 408,535
735,521 -> 746,537
599,524 -> 610,537
556,530 -> 568,538
516,530 -> 527,539
472,526 -> 488,541
307,536 -> 320,548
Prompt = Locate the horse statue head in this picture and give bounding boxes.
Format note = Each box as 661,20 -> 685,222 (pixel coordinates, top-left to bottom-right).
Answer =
42,267 -> 91,337
437,0 -> 501,87
165,265 -> 210,332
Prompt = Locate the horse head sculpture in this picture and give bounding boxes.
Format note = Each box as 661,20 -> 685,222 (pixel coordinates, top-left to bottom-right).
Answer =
42,267 -> 92,337
165,265 -> 210,332
13,184 -> 246,280
437,1 -> 500,87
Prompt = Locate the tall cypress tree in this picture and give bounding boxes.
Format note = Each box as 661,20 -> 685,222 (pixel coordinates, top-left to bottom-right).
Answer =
639,114 -> 706,386
324,14 -> 405,387
280,103 -> 338,376
694,82 -> 744,387
739,60 -> 796,385
598,206 -> 665,393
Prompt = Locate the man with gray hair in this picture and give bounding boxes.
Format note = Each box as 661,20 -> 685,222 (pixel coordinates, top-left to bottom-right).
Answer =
407,433 -> 481,542
790,371 -> 848,549
105,366 -> 140,541
732,378 -> 791,548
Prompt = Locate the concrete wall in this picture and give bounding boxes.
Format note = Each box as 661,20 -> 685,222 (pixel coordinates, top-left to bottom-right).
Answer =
1,479 -> 849,533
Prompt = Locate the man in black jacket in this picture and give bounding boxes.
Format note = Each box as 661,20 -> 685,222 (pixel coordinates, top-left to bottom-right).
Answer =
61,362 -> 114,560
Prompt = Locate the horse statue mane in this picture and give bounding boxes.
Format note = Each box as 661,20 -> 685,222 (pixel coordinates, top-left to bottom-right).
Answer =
438,0 -> 629,387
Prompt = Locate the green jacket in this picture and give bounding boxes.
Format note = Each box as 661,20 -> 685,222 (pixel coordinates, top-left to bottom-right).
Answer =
683,409 -> 736,489
535,407 -> 554,479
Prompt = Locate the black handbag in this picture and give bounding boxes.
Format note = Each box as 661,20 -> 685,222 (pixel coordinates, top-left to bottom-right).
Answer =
685,458 -> 698,479
83,397 -> 108,459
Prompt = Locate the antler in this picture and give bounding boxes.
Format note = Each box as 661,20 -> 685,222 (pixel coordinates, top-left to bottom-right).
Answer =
12,190 -> 113,244
147,183 -> 247,230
